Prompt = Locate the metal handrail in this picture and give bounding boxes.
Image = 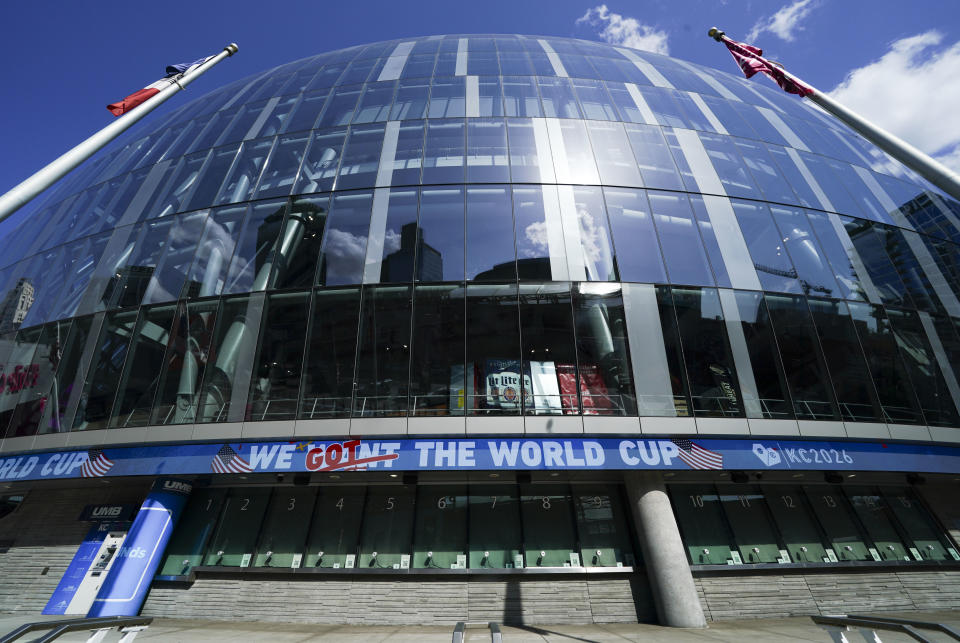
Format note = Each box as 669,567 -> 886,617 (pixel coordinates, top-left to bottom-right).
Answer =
847,614 -> 960,640
1,616 -> 152,643
812,615 -> 936,642
452,621 -> 502,643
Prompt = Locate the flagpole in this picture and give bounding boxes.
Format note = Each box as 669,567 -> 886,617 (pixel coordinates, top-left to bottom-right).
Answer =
708,28 -> 960,202
0,43 -> 239,225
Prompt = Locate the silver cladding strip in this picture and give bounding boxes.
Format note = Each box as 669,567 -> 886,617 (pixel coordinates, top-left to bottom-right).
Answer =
701,194 -> 763,291
827,211 -> 883,303
903,229 -> 960,317
538,39 -> 568,77
756,105 -> 809,151
919,311 -> 960,416
674,59 -> 741,101
625,83 -> 657,125
785,147 -> 833,211
623,283 -> 677,417
456,38 -> 468,76
245,96 -> 280,140
852,164 -> 912,229
466,75 -> 480,118
688,92 -> 728,135
615,47 -> 673,88
541,185 -> 570,281
557,184 -> 587,281
673,128 -> 725,195
718,288 -> 764,418
375,121 -> 400,188
545,118 -> 571,184
532,118 -> 556,183
362,187 -> 391,284
377,41 -> 416,82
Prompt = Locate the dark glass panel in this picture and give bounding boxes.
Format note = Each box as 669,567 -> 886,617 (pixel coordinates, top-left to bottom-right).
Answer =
468,484 -> 522,569
844,487 -> 909,561
648,191 -> 714,287
271,196 -> 329,291
520,484 -> 577,568
466,119 -> 510,183
764,486 -> 829,563
214,138 -> 273,206
731,291 -> 794,419
842,217 -> 913,308
804,487 -> 870,561
294,129 -> 347,195
158,488 -> 227,575
353,285 -> 412,417
223,200 -> 288,294
391,120 -> 425,186
108,305 -> 176,428
304,486 -> 365,568
358,485 -> 415,569
730,200 -> 801,294
247,291 -> 310,422
72,310 -> 139,431
670,485 -> 734,564
764,294 -> 838,420
317,191 -> 373,287
422,120 -> 465,184
466,283 -> 521,415
256,133 -> 309,200
804,210 -> 868,301
466,185 -> 516,281
300,287 -> 361,419
0,326 -> 43,438
417,187 -> 465,282
409,284 -> 465,416
202,488 -> 271,567
770,206 -> 843,298
574,284 -> 636,416
38,316 -> 93,433
513,185 -> 563,281
8,321 -> 69,437
518,283 -> 577,414
624,124 -> 684,192
655,286 -> 693,417
412,485 -> 468,569
716,485 -> 781,563
143,209 -> 209,305
336,124 -> 386,190
183,205 -> 246,299
253,488 -> 317,568
100,218 -> 174,309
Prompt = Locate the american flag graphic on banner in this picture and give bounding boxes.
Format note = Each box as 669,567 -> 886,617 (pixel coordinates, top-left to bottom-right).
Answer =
80,449 -> 114,478
211,444 -> 252,474
672,439 -> 724,470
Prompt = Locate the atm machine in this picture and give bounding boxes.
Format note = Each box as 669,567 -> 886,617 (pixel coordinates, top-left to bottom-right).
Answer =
63,530 -> 128,615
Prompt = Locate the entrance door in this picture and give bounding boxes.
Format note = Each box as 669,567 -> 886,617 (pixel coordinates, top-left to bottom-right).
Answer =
65,531 -> 127,615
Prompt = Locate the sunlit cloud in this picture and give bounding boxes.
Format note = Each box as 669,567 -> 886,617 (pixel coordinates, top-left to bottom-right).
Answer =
576,4 -> 669,55
746,0 -> 819,43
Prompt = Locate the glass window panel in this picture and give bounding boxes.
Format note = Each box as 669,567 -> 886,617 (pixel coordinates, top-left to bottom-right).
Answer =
513,185 -> 562,281
558,53 -> 596,78
293,129 -> 347,195
477,77 -> 504,117
670,485 -> 734,565
519,284 -> 577,414
538,77 -> 581,119
422,120 -> 465,184
466,284 -> 521,415
318,191 -> 372,286
390,79 -> 431,120
271,196 -> 329,291
150,299 -> 218,425
700,96 -> 758,139
203,488 -> 271,567
764,486 -> 829,563
764,293 -> 838,420
144,210 -> 209,305
716,485 -> 781,563
316,85 -> 362,128
624,124 -> 684,191
806,298 -> 881,422
586,122 -> 642,187
158,488 -> 227,576
469,485 -> 522,568
300,287 -> 360,419
587,57 -> 630,83
215,139 -> 273,206
216,99 -> 270,146
148,150 -> 208,219
648,191 -> 714,287
186,109 -> 238,155
847,301 -> 923,424
730,200 -> 801,293
506,119 -> 550,184
804,487 -> 871,561
804,211 -> 868,301
98,219 -> 170,310
574,284 -> 637,416
886,307 -> 959,426
183,205 -> 244,299
844,487 -> 909,561
639,86 -> 689,128
391,120 -> 425,187
572,186 -> 616,282
604,188 -> 666,283
428,77 -> 466,118
654,285 -> 694,417
686,196 -> 732,289
520,484 -> 577,568
373,188 -> 419,283
434,52 -> 458,77
339,57 -> 379,86
882,487 -> 954,561
770,206 -> 843,299
466,119 -> 510,183
400,54 -> 437,80
572,79 -> 617,120
412,485 -> 468,569
842,217 -> 913,307
502,77 -> 542,118
107,305 -> 175,428
671,287 -> 743,417
416,187 -> 465,281
194,295 -> 263,423
247,291 -> 310,422
466,186 -> 515,281
38,316 -> 93,432
733,138 -> 797,204
410,285 -> 465,416
336,124 -> 386,190
499,52 -> 535,76
8,321 -> 68,437
732,291 -> 794,419
72,310 -> 138,431
255,132 -> 309,199
605,83 -> 650,125
306,65 -> 344,92
358,485 -> 415,569
467,52 -> 499,75
304,486 -> 365,568
800,152 -> 864,216
353,285 -> 411,417
555,119 -> 600,185
0,326 -> 43,438
253,488 -> 316,568
222,200 -> 288,294
573,485 -> 634,567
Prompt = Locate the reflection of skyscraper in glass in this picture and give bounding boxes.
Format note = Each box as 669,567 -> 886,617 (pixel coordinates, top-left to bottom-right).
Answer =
382,223 -> 442,282
0,278 -> 35,333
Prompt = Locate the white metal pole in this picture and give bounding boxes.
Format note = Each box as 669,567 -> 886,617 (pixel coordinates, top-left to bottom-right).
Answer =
708,28 -> 960,202
0,43 -> 239,224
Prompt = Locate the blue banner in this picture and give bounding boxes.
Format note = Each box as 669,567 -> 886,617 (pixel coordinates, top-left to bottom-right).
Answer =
4,436 -> 960,481
87,478 -> 192,617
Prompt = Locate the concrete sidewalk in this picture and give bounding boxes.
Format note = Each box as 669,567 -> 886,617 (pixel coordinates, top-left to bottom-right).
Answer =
2,612 -> 958,642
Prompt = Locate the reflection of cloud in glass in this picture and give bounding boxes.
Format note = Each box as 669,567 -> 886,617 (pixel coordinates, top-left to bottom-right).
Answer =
383,229 -> 402,255
522,221 -> 549,258
577,207 -> 613,279
323,228 -> 368,282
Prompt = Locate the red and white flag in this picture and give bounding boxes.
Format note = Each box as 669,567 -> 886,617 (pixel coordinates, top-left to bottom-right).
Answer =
80,449 -> 114,478
672,439 -> 724,470
722,39 -> 813,97
107,56 -> 213,116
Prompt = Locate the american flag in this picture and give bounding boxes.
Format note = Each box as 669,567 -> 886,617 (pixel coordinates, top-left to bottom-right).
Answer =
211,444 -> 252,474
721,38 -> 813,97
80,449 -> 114,478
673,439 -> 723,470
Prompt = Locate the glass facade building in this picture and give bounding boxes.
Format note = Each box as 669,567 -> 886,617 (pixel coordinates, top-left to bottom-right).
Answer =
1,34 -> 960,627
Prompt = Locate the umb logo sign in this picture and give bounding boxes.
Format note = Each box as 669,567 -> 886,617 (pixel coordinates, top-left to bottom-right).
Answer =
753,443 -> 782,467
161,479 -> 192,495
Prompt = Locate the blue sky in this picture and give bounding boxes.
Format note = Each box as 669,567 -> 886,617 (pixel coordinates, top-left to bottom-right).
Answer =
1,0 -> 958,238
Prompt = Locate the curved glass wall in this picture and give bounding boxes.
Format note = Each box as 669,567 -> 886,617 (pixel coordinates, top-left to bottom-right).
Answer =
2,34 -> 960,440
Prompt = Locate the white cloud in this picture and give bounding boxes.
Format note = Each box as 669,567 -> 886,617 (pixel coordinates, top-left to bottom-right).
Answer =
829,31 -> 960,172
576,5 -> 669,55
746,0 -> 818,43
